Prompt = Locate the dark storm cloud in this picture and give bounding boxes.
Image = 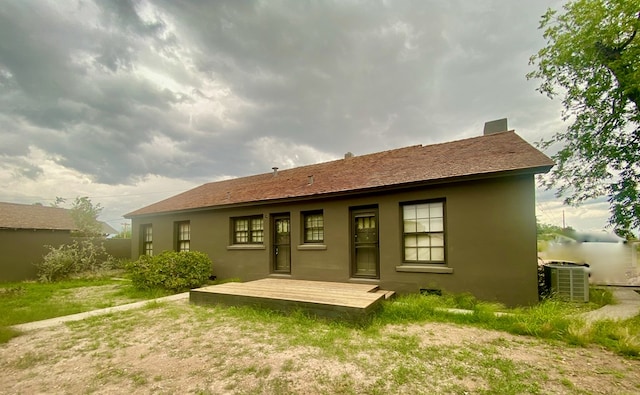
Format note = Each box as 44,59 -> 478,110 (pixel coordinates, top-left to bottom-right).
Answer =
0,0 -> 564,185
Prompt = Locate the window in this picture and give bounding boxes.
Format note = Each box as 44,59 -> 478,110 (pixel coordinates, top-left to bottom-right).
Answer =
233,216 -> 264,244
176,221 -> 190,252
402,201 -> 445,263
141,224 -> 153,256
303,211 -> 324,243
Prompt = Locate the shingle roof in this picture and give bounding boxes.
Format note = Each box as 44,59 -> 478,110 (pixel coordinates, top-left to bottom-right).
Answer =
126,131 -> 554,217
0,202 -> 78,230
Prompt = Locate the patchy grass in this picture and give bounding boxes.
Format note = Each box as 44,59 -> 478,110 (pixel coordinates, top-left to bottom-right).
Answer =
0,274 -> 176,344
374,289 -> 639,359
0,276 -> 173,327
2,277 -> 637,362
2,286 -> 639,394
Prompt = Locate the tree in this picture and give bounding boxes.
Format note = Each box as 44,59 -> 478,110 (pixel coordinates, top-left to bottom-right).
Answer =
70,196 -> 103,237
50,197 -> 66,208
528,0 -> 640,234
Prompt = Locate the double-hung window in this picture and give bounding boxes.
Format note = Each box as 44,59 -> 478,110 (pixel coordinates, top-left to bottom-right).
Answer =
141,224 -> 153,256
176,221 -> 190,252
233,216 -> 264,244
402,201 -> 445,263
303,211 -> 324,243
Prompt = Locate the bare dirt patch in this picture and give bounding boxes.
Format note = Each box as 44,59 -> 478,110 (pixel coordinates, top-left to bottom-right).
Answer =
51,284 -> 134,308
1,301 -> 639,394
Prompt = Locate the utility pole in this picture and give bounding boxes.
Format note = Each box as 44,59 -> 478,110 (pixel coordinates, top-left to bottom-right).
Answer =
562,210 -> 566,229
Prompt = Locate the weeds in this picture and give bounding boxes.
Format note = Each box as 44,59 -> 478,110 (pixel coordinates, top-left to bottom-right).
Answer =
374,289 -> 640,359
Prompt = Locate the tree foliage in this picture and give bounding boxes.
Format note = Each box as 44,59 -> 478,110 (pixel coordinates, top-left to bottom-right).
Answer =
70,196 -> 103,237
528,0 -> 640,233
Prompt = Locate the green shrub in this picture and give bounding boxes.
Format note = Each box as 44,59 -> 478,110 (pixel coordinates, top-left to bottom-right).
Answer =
127,251 -> 212,292
36,239 -> 112,282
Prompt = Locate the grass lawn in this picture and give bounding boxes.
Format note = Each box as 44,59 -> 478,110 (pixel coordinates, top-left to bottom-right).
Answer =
0,272 -> 174,343
2,293 -> 640,394
2,276 -> 638,358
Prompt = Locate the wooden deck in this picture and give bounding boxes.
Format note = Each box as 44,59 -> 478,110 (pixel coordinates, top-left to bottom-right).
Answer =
190,278 -> 394,322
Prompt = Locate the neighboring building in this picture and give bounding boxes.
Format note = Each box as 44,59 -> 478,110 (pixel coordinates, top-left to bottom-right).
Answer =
0,202 -> 77,282
126,128 -> 554,306
0,202 -> 124,282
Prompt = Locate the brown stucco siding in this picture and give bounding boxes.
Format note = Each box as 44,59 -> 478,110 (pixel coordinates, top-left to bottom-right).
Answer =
0,229 -> 73,282
130,174 -> 538,306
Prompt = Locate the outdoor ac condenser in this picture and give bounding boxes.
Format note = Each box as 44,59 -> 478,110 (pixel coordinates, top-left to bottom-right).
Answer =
544,264 -> 589,302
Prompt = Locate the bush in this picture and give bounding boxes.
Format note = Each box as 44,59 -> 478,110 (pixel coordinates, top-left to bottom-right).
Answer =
37,239 -> 112,282
127,251 -> 212,292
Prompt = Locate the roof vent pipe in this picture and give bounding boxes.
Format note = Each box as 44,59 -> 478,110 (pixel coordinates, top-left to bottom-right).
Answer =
483,118 -> 508,135
272,167 -> 279,176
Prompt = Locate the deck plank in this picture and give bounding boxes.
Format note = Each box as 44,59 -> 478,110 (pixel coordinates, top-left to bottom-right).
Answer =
190,279 -> 390,321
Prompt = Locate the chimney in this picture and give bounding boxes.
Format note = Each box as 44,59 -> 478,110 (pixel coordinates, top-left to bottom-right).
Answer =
344,152 -> 354,159
272,167 -> 279,176
483,118 -> 508,135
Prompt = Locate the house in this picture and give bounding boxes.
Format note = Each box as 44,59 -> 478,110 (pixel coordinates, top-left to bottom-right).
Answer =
0,202 -> 77,282
126,126 -> 554,306
0,202 -> 126,282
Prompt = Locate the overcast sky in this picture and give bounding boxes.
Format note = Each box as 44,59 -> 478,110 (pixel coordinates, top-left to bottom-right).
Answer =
0,0 -> 611,232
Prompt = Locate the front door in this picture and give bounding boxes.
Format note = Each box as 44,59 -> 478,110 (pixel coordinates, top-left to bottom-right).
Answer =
352,208 -> 379,278
273,215 -> 291,273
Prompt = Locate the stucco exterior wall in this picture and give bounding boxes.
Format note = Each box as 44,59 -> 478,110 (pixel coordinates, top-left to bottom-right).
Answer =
103,238 -> 132,260
0,229 -> 73,282
131,174 -> 538,306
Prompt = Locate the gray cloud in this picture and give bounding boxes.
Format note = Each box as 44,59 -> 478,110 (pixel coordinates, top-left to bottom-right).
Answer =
0,0 -> 565,185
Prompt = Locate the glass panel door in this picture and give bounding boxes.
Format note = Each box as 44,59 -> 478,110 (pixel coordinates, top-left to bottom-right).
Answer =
273,215 -> 291,273
352,208 -> 379,278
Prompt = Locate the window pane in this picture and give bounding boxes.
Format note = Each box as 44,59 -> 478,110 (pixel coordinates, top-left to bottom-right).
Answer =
179,241 -> 190,252
431,233 -> 444,246
416,218 -> 429,232
178,223 -> 190,241
403,219 -> 417,233
235,219 -> 248,231
430,202 -> 443,217
252,218 -> 263,231
305,212 -> 324,242
235,231 -> 248,243
417,247 -> 431,261
429,217 -> 444,232
252,229 -> 264,243
405,235 -> 417,247
405,247 -> 417,261
403,205 -> 416,219
402,201 -> 446,263
144,227 -> 152,242
416,204 -> 429,219
416,234 -> 430,247
431,247 -> 445,261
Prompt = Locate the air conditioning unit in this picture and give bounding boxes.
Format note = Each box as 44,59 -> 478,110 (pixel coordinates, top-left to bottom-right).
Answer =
544,264 -> 589,302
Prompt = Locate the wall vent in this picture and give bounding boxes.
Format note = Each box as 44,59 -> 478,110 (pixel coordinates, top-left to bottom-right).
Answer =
544,265 -> 589,302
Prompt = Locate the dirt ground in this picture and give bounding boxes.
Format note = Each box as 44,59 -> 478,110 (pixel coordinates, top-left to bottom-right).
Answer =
2,299 -> 640,395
